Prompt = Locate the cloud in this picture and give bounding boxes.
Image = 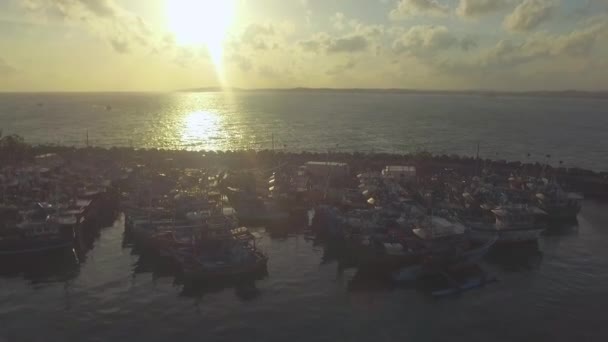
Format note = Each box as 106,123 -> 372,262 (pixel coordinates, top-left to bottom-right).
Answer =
331,12 -> 346,30
439,19 -> 608,73
258,65 -> 280,78
171,47 -> 211,68
456,0 -> 511,17
109,38 -> 130,54
78,0 -> 118,17
390,0 -> 450,19
392,25 -> 474,55
327,35 -> 369,53
460,36 -> 479,50
326,59 -> 357,76
240,23 -> 277,50
21,0 -> 158,54
298,23 -> 383,54
552,19 -> 607,56
504,0 -> 556,32
298,33 -> 330,53
304,16 -> 384,53
0,57 -> 17,76
299,33 -> 370,53
227,53 -> 253,72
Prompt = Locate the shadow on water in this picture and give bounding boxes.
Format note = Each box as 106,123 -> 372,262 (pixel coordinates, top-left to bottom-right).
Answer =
178,272 -> 266,302
74,216 -> 121,262
0,217 -> 120,285
0,249 -> 80,284
485,242 -> 543,271
128,243 -> 268,302
543,221 -> 579,237
347,268 -> 395,292
265,222 -> 309,239
131,251 -> 180,279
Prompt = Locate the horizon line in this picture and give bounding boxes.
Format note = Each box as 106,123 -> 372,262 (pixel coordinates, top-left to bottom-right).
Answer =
1,87 -> 607,95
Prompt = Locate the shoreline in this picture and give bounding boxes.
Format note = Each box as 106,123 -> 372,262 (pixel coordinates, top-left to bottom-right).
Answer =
12,144 -> 608,200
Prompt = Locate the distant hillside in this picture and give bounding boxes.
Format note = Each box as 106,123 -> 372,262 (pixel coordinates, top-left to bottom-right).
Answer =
178,87 -> 608,100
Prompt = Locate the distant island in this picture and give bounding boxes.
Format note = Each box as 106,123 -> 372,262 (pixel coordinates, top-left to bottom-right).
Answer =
179,87 -> 608,100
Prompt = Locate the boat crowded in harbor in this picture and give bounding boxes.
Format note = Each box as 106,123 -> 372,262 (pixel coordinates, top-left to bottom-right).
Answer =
0,153 -> 119,256
0,142 -> 587,296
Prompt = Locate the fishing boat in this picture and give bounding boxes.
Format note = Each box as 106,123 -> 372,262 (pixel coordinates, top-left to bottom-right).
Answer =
359,216 -> 495,277
225,187 -> 289,225
535,183 -> 582,221
0,206 -> 74,256
172,226 -> 267,279
469,204 -> 546,243
411,216 -> 496,265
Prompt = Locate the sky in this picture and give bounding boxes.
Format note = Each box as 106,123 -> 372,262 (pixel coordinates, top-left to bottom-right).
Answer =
0,0 -> 607,91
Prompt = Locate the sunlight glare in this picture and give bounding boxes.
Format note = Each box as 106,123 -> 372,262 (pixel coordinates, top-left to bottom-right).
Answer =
167,0 -> 236,70
181,110 -> 222,150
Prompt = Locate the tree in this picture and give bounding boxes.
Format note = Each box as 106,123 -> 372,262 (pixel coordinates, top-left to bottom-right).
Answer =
0,134 -> 31,163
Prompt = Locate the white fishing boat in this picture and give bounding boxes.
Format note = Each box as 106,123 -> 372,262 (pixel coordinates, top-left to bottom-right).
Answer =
469,204 -> 546,243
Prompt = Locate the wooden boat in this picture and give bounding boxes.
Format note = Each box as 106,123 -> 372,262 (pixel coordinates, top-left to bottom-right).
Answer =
0,207 -> 74,256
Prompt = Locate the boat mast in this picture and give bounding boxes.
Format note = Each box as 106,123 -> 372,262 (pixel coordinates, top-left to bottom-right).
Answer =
475,141 -> 480,177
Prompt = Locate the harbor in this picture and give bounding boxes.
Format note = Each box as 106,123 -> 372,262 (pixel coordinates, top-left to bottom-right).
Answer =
1,139 -> 608,340
1,139 -> 606,289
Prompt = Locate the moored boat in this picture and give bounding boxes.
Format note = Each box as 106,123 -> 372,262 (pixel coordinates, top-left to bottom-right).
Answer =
469,204 -> 546,243
0,206 -> 75,256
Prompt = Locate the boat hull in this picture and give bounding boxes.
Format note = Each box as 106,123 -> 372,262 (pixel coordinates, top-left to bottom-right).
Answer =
542,206 -> 580,222
0,239 -> 73,256
469,226 -> 544,244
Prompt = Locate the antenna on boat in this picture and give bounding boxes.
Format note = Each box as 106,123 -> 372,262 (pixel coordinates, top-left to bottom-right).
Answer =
148,193 -> 152,223
475,141 -> 480,177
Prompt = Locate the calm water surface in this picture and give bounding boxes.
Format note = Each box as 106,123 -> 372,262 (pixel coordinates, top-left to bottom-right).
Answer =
1,201 -> 608,341
0,92 -> 607,171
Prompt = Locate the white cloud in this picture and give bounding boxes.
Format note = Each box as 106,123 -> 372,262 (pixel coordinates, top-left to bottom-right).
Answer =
298,22 -> 384,54
392,25 -> 474,55
440,19 -> 607,73
327,35 -> 369,53
331,12 -> 345,30
299,33 -> 369,53
504,0 -> 556,32
390,0 -> 450,19
21,0 -> 159,54
456,0 -> 511,18
239,23 -> 278,50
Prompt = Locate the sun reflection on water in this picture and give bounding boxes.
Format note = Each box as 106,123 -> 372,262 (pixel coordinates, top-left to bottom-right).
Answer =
180,110 -> 222,150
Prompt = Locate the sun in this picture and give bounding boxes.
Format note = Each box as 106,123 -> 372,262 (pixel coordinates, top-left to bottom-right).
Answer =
166,0 -> 236,69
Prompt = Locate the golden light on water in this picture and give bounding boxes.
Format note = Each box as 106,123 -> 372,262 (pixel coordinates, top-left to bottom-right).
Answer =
166,0 -> 236,79
181,110 -> 222,150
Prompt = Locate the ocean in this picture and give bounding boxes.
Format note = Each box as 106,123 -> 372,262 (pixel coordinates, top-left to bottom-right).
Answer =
1,91 -> 608,341
0,91 -> 607,171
